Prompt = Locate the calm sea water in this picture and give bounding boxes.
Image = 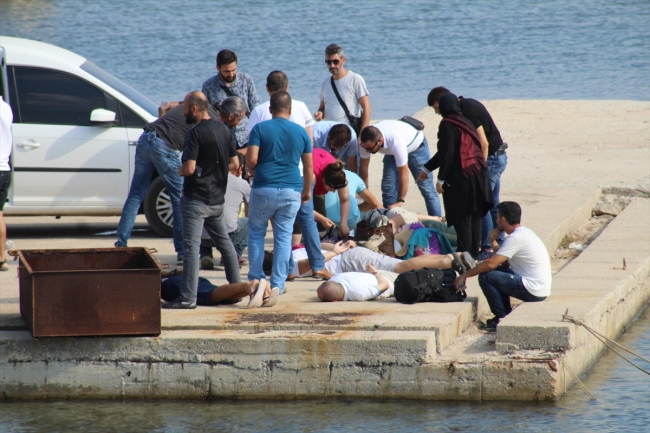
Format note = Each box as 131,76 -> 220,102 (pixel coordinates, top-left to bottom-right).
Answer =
0,0 -> 648,119
1,1 -> 649,431
0,305 -> 648,433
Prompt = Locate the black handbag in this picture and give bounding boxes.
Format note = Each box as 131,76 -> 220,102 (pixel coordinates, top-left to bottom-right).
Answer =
330,77 -> 362,135
399,115 -> 425,131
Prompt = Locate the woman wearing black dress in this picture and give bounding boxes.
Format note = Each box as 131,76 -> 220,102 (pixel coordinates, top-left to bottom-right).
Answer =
417,93 -> 493,258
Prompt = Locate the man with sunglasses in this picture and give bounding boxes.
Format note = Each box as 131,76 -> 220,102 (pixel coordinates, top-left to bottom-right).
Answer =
314,44 -> 371,135
359,121 -> 442,217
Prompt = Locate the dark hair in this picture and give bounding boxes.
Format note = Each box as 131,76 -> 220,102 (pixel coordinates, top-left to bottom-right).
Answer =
359,125 -> 381,143
427,86 -> 451,106
216,49 -> 238,66
186,91 -> 208,111
497,201 -> 522,225
325,44 -> 344,57
266,70 -> 289,92
323,160 -> 347,190
438,93 -> 461,117
270,91 -> 292,113
229,152 -> 245,171
263,251 -> 274,276
327,124 -> 352,151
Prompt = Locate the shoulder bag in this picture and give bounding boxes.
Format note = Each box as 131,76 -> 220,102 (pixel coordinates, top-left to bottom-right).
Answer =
330,77 -> 362,135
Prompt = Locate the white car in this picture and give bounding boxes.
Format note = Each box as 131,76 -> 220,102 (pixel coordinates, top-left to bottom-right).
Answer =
0,36 -> 175,236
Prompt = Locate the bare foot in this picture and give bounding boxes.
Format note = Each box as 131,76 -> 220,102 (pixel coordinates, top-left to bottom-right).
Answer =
312,269 -> 332,280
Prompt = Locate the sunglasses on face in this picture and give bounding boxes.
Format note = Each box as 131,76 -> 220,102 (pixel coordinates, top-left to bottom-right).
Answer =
325,59 -> 341,65
362,138 -> 381,154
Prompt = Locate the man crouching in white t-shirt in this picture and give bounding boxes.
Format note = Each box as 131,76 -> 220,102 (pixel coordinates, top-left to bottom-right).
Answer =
317,263 -> 397,302
454,201 -> 552,331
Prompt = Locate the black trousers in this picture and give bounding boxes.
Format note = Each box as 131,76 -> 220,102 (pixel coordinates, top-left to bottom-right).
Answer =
454,208 -> 482,259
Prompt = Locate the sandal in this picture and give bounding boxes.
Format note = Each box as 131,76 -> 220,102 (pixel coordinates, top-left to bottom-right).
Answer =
262,287 -> 280,307
0,260 -> 8,272
247,279 -> 267,308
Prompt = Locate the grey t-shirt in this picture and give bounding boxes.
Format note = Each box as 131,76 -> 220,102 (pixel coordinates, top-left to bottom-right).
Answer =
144,103 -> 219,152
224,173 -> 250,233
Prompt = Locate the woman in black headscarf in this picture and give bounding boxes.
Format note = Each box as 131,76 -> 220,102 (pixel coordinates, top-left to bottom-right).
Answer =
417,93 -> 493,258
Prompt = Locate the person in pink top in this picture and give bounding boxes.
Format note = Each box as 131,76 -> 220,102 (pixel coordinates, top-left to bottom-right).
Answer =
311,148 -> 351,237
289,148 -> 351,280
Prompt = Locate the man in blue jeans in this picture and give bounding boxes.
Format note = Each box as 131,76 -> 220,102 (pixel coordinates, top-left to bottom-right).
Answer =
358,120 -> 441,217
246,91 -> 313,295
427,87 -> 508,258
114,100 -> 218,263
163,91 -> 240,309
453,201 -> 552,331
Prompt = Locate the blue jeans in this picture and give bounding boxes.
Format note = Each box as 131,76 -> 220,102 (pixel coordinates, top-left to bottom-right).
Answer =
289,183 -> 326,274
116,131 -> 184,256
179,197 -> 240,303
481,151 -> 508,249
248,188 -> 301,292
478,266 -> 546,319
381,138 -> 442,216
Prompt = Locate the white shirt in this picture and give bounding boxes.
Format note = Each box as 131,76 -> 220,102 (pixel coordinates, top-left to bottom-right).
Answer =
319,71 -> 369,126
497,226 -> 553,297
292,248 -> 341,277
358,120 -> 424,167
0,97 -> 13,171
247,99 -> 314,176
246,99 -> 315,131
330,272 -> 382,301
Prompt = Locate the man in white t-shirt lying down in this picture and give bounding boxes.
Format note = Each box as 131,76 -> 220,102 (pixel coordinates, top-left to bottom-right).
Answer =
262,241 -> 475,279
454,201 -> 552,332
317,263 -> 397,302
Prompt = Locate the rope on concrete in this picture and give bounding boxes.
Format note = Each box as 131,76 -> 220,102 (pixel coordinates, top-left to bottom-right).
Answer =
559,355 -> 597,401
563,310 -> 650,376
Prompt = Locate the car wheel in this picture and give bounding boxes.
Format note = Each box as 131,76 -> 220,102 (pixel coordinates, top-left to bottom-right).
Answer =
144,176 -> 174,237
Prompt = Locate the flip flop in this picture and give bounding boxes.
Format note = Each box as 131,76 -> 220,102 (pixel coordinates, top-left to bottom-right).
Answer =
247,279 -> 267,309
262,287 -> 280,307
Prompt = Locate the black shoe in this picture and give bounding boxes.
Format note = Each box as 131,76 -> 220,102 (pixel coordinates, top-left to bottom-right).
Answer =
478,317 -> 500,331
200,256 -> 214,270
450,254 -> 467,275
162,298 -> 197,309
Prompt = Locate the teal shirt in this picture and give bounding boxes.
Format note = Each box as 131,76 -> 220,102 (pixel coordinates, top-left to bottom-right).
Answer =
248,118 -> 312,192
324,170 -> 365,227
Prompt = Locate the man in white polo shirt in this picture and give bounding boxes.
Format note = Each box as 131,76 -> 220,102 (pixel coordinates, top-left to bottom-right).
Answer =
247,70 -> 315,141
454,201 -> 552,331
359,120 -> 441,216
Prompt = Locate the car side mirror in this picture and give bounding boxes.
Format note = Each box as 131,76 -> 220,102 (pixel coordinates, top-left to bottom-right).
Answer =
90,109 -> 116,127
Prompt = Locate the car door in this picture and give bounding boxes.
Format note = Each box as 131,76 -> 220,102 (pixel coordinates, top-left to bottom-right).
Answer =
8,66 -> 129,207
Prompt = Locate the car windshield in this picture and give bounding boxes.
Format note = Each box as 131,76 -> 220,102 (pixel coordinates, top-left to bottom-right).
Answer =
80,60 -> 158,117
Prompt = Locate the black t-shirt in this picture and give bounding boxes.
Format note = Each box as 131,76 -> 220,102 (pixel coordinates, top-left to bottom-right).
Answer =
182,118 -> 237,205
458,97 -> 503,154
145,104 -> 219,152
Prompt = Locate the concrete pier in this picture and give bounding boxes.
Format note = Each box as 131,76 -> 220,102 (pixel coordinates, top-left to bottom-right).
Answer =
1,100 -> 648,400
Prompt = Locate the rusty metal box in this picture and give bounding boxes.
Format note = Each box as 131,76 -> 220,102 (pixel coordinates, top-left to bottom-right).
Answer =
18,248 -> 162,337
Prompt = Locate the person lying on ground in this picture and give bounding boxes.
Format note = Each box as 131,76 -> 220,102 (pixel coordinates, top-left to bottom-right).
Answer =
160,268 -> 276,308
265,240 -> 475,278
317,262 -> 396,302
453,201 -> 552,331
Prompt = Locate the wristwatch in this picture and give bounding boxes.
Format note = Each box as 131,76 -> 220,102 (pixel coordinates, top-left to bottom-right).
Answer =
396,197 -> 405,203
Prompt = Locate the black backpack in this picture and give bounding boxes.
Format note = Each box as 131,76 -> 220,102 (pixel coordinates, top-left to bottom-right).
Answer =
394,268 -> 466,304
